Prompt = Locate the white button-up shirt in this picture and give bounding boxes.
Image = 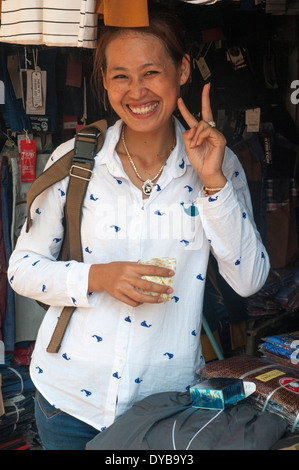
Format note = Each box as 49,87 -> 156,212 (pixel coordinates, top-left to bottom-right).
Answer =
8,118 -> 270,431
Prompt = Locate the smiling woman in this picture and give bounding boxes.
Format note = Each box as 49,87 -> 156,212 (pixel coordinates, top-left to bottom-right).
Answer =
8,3 -> 270,450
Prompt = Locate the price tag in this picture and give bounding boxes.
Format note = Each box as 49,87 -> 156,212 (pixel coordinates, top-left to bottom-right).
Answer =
245,108 -> 261,133
195,57 -> 211,81
26,69 -> 47,115
32,70 -> 43,108
20,139 -> 37,182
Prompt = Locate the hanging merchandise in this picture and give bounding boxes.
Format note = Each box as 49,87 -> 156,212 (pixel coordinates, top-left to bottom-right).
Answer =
19,132 -> 36,183
0,1 -> 98,49
25,50 -> 46,116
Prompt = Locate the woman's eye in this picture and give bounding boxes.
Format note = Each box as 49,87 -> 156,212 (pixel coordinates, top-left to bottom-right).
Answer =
145,70 -> 158,76
113,74 -> 127,80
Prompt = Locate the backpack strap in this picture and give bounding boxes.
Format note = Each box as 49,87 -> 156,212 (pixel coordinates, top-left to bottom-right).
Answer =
26,120 -> 107,234
25,119 -> 107,353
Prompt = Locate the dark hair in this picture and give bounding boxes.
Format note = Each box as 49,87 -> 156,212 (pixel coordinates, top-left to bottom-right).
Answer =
91,8 -> 188,106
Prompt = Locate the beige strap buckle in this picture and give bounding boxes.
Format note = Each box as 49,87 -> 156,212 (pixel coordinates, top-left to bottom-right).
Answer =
69,164 -> 93,181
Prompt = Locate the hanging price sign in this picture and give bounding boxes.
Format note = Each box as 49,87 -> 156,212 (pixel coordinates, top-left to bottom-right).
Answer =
20,139 -> 37,182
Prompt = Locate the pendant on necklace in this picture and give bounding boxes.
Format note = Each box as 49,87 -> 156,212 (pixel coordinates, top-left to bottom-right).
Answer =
142,179 -> 154,195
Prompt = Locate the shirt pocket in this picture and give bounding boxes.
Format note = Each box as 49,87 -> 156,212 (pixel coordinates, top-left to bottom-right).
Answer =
171,202 -> 203,251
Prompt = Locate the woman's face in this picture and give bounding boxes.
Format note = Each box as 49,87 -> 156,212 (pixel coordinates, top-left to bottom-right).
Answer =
102,32 -> 190,134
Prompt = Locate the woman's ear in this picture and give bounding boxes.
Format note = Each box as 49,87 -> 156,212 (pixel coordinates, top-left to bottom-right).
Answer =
179,54 -> 190,86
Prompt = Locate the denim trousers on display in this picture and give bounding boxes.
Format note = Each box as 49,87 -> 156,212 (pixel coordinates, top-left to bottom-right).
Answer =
34,391 -> 99,450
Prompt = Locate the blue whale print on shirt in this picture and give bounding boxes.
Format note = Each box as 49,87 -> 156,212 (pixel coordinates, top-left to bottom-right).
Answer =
141,321 -> 152,328
208,196 -> 218,202
235,259 -> 241,265
90,194 -> 99,201
110,225 -> 121,232
35,208 -> 41,214
36,367 -> 43,374
85,246 -> 92,254
125,316 -> 131,323
113,372 -> 121,379
135,378 -> 143,384
62,353 -> 71,360
164,352 -> 174,359
180,202 -> 199,217
58,188 -> 65,196
32,260 -> 40,266
81,389 -> 92,397
179,159 -> 185,169
184,185 -> 193,192
92,335 -> 103,342
196,274 -> 205,281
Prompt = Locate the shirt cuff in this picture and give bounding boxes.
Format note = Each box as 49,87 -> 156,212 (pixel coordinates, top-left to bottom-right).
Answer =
66,262 -> 96,307
197,179 -> 238,218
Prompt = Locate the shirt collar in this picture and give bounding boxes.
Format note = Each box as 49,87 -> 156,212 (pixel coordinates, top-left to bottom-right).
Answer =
96,117 -> 191,179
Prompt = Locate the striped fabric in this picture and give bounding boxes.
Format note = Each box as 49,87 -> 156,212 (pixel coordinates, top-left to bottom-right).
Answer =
0,0 -> 98,48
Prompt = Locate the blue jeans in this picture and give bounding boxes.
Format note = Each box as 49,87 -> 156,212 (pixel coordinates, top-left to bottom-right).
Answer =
34,390 -> 99,450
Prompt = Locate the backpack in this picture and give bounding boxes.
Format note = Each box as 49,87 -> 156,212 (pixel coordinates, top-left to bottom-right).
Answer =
25,120 -> 107,353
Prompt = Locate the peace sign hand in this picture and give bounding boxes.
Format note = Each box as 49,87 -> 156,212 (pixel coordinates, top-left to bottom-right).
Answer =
177,83 -> 227,190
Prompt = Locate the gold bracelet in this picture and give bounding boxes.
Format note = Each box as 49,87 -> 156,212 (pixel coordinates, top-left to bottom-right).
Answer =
203,186 -> 224,197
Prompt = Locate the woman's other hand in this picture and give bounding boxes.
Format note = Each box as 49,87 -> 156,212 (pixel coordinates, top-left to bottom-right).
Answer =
177,83 -> 227,190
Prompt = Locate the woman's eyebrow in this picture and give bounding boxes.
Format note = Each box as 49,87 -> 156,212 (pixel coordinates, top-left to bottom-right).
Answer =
108,62 -> 161,72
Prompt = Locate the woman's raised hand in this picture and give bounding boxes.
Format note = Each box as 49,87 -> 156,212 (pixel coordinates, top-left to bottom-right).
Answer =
177,83 -> 227,189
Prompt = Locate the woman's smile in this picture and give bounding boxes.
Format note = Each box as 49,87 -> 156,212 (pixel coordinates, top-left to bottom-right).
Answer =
127,101 -> 159,117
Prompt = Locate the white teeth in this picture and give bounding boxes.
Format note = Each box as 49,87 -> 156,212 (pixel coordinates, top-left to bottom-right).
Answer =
129,102 -> 158,115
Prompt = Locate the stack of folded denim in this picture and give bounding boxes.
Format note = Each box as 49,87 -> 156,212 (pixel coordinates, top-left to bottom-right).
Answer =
259,331 -> 299,367
0,355 -> 37,450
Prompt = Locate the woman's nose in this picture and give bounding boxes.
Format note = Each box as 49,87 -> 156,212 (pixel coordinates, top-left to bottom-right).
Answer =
128,77 -> 147,98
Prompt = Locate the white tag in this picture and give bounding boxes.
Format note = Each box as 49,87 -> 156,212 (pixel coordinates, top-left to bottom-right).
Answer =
32,70 -> 43,108
245,108 -> 261,132
195,57 -> 211,81
26,69 -> 47,115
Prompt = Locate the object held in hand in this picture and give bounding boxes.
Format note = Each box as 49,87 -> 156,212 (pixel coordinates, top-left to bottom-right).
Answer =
139,257 -> 176,302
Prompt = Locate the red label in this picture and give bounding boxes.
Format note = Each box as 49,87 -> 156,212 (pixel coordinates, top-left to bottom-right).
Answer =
20,140 -> 36,182
279,378 -> 299,394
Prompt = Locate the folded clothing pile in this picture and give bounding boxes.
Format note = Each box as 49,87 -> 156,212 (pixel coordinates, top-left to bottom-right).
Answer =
0,361 -> 37,450
259,331 -> 299,367
200,354 -> 299,432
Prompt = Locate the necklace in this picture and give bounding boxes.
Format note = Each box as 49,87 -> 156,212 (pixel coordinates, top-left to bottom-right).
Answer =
121,125 -> 175,196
